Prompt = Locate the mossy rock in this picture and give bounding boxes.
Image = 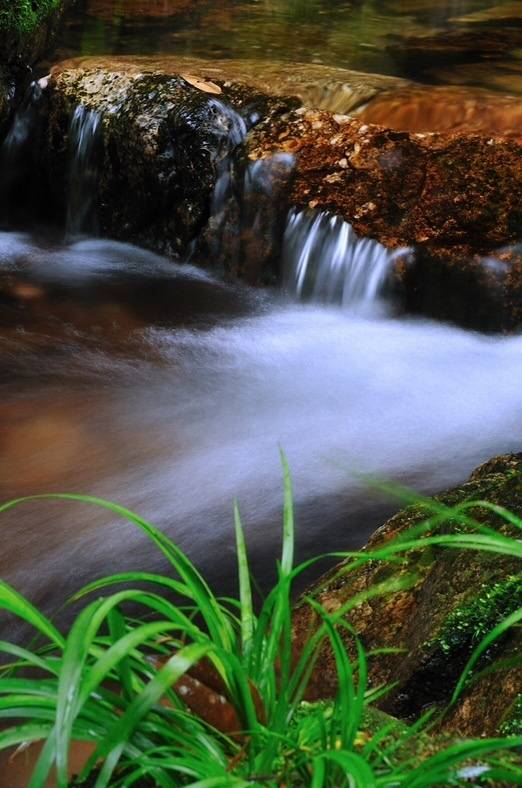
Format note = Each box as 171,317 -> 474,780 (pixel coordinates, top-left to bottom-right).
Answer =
293,454 -> 522,737
0,0 -> 71,65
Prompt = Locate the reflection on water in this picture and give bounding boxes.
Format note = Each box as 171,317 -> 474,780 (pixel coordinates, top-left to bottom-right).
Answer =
50,0 -> 522,92
0,232 -> 521,639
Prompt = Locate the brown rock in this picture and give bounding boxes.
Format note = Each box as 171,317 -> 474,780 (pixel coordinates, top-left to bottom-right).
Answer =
51,55 -> 409,115
248,109 -> 522,329
292,454 -> 522,737
358,85 -> 522,141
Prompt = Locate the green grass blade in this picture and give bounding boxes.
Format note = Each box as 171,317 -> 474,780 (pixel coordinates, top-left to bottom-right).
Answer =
234,501 -> 254,662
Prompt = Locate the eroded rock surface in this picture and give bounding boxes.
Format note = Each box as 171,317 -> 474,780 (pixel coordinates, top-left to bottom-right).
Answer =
51,56 -> 409,115
293,454 -> 522,737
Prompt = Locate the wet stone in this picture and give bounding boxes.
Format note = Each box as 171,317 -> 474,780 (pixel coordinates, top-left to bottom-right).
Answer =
47,60 -> 296,255
247,108 -> 522,330
358,85 -> 522,141
292,453 -> 522,737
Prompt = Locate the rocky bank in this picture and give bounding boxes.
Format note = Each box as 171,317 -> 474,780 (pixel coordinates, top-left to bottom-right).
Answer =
293,454 -> 522,738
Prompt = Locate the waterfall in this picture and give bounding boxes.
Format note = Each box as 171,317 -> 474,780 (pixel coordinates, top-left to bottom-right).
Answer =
66,105 -> 102,238
0,80 -> 44,223
209,97 -> 249,219
283,209 -> 409,315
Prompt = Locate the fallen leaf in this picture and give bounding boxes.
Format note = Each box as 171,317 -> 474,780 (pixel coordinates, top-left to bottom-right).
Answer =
180,74 -> 222,95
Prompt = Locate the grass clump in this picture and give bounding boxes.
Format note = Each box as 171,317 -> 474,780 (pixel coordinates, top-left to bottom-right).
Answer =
0,458 -> 520,786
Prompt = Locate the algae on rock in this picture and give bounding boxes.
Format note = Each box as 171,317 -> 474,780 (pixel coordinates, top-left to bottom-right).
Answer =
293,454 -> 522,737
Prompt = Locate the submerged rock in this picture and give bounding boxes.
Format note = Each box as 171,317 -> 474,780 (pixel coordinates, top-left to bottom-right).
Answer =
87,0 -> 193,19
358,85 -> 522,141
51,55 -> 409,115
293,454 -> 522,737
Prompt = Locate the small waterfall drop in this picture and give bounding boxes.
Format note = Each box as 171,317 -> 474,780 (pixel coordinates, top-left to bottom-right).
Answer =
66,105 -> 102,238
209,98 -> 249,219
283,209 -> 408,315
0,80 -> 44,223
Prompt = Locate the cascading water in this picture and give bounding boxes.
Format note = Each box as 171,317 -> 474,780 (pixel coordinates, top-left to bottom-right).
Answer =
0,80 -> 45,223
66,104 -> 102,238
283,208 -> 409,314
0,51 -> 520,644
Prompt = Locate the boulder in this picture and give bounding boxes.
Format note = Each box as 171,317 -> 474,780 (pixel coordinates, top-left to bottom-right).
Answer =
292,454 -> 522,737
247,109 -> 522,329
44,56 -> 522,329
46,58 -> 296,255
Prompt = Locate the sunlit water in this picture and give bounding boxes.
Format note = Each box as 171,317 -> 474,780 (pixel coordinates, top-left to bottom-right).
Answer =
50,0 -> 522,93
0,231 -> 521,637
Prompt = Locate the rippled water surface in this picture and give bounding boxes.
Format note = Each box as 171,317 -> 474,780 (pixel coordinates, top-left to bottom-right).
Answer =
51,0 -> 522,92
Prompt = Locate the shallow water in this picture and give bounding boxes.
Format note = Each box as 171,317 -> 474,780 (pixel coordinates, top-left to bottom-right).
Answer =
51,0 -> 522,93
0,232 -> 521,635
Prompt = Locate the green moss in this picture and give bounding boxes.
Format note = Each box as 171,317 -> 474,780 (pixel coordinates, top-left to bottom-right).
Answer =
433,574 -> 522,660
500,694 -> 522,737
0,0 -> 62,36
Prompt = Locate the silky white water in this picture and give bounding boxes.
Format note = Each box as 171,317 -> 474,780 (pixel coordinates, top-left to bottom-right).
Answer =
0,232 -> 520,634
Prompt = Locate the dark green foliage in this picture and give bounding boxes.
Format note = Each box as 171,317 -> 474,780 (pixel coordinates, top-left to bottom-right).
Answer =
435,575 -> 522,659
0,471 -> 520,785
0,0 -> 62,36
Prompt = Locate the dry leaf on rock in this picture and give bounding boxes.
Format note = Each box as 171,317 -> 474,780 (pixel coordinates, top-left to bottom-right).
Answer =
180,74 -> 222,94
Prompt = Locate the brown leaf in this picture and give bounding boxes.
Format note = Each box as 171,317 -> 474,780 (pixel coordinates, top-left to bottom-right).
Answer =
180,74 -> 222,95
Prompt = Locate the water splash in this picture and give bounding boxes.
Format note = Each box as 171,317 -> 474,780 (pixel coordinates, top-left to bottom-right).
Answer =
283,209 -> 408,315
66,105 -> 102,238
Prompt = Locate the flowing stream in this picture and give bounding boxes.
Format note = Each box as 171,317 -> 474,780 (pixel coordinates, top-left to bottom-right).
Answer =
1,223 -> 521,637
1,0 -> 522,641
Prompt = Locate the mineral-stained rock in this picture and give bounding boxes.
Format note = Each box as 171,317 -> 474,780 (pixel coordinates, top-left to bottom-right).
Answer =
247,109 -> 522,329
248,109 -> 522,253
358,85 -> 522,141
292,454 -> 522,737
